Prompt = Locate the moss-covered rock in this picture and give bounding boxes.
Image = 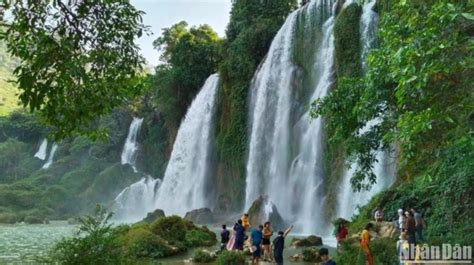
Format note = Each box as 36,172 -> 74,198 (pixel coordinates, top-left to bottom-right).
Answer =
122,227 -> 177,259
142,209 -> 165,224
334,2 -> 362,78
302,248 -> 322,262
184,208 -> 215,224
291,235 -> 323,247
247,195 -> 287,231
192,249 -> 216,263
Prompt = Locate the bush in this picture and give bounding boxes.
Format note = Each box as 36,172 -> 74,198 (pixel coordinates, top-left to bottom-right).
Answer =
24,215 -> 44,224
46,206 -> 128,264
192,249 -> 215,263
215,251 -> 247,265
0,212 -> 18,224
151,215 -> 187,244
122,227 -> 176,259
185,227 -> 217,247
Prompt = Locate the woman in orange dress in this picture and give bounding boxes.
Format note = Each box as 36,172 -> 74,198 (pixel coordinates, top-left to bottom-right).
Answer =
360,223 -> 374,265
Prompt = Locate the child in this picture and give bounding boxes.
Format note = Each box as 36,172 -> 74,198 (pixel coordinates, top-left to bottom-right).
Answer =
319,248 -> 336,265
220,224 -> 230,251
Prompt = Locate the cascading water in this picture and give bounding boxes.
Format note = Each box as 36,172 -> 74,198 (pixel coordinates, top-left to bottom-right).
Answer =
245,0 -> 336,235
42,143 -> 58,169
113,176 -> 161,222
34,139 -> 48,160
121,117 -> 144,172
336,0 -> 396,220
153,74 -> 220,216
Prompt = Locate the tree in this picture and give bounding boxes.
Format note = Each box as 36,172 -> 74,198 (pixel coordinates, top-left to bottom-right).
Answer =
150,22 -> 221,131
0,0 -> 147,139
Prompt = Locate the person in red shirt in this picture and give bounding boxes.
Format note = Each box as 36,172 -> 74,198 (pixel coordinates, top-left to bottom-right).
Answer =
336,223 -> 348,249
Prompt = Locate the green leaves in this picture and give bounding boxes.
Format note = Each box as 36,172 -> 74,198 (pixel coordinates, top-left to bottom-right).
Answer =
312,1 -> 474,190
0,0 -> 148,139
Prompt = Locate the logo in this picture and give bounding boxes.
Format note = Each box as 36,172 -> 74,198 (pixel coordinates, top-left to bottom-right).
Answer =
400,243 -> 472,264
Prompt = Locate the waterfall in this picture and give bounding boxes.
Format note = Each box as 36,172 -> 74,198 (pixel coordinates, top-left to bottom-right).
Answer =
42,143 -> 58,169
113,176 -> 161,223
153,74 -> 220,216
336,0 -> 396,220
121,117 -> 144,172
34,139 -> 48,160
245,0 -> 336,235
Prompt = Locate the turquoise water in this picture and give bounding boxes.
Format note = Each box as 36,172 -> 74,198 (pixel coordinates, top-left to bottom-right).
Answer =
0,222 -> 336,264
0,221 -> 77,263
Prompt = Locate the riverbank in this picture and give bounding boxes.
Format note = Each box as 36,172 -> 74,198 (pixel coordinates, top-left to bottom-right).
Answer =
0,222 -> 337,264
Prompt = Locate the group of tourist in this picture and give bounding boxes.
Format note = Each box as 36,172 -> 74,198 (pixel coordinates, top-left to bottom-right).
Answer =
334,207 -> 426,265
220,213 -> 336,265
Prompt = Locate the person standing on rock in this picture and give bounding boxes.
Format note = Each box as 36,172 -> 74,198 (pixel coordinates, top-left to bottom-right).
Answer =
262,221 -> 273,262
319,248 -> 336,265
405,211 -> 417,258
374,207 -> 383,224
241,213 -> 251,230
360,223 -> 374,265
251,225 -> 264,265
220,224 -> 230,251
233,219 -> 245,251
273,225 -> 293,265
411,208 -> 424,242
397,209 -> 406,232
336,222 -> 348,249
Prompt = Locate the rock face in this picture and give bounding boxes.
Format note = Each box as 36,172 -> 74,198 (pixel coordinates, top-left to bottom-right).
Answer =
291,235 -> 323,247
375,221 -> 398,238
142,209 -> 165,223
184,208 -> 215,224
246,195 -> 287,231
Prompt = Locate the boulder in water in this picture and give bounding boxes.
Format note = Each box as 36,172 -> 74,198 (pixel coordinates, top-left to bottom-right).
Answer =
142,209 -> 165,223
184,208 -> 215,224
247,195 -> 287,231
291,235 -> 323,247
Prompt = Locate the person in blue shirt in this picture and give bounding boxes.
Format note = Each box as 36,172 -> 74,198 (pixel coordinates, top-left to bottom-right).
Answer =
319,248 -> 336,265
251,225 -> 263,265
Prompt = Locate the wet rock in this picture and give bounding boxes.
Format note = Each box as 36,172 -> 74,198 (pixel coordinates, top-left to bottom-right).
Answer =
184,208 -> 215,224
142,209 -> 166,223
291,235 -> 323,247
246,195 -> 288,231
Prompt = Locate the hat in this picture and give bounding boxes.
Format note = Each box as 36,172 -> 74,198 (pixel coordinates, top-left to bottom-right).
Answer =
398,209 -> 403,214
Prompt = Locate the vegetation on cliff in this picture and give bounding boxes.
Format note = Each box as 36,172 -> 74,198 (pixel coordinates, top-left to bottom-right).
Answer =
312,1 -> 474,261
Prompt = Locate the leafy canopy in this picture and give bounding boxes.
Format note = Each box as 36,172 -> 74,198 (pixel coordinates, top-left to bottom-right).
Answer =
149,22 -> 221,131
0,0 -> 147,139
312,1 -> 474,191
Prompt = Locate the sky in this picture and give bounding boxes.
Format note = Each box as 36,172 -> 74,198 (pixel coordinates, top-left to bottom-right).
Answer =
130,0 -> 232,66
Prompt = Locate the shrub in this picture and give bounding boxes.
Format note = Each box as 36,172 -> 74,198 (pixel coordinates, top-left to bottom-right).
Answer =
24,215 -> 44,224
46,205 -> 127,264
185,227 -> 217,247
151,215 -> 187,243
122,227 -> 176,259
0,212 -> 18,224
215,251 -> 247,265
192,249 -> 215,263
